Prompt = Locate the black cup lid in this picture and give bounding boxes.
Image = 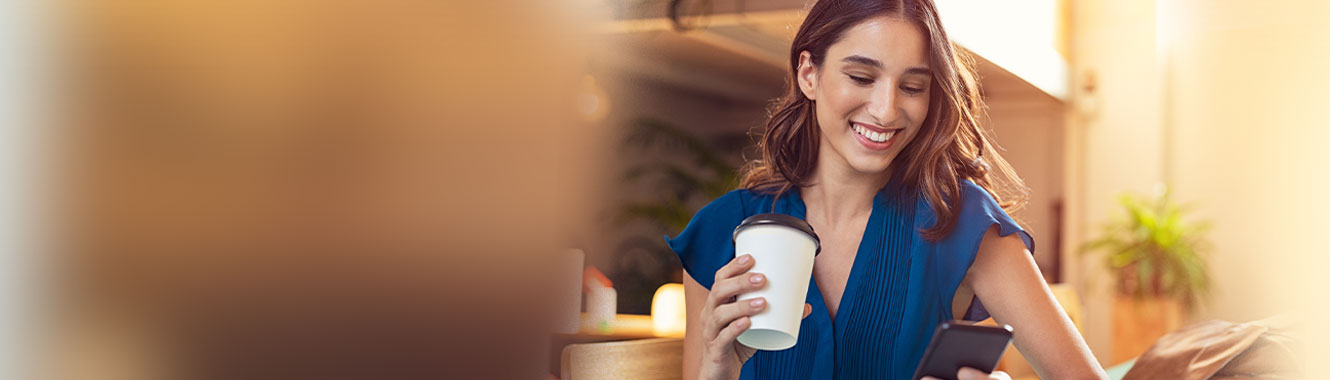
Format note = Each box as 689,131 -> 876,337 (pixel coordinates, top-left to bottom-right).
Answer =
732,213 -> 821,255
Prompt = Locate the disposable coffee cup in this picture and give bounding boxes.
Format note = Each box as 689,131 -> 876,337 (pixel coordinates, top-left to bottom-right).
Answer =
731,213 -> 820,351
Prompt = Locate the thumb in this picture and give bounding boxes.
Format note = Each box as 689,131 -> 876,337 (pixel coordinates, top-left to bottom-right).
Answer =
801,303 -> 812,319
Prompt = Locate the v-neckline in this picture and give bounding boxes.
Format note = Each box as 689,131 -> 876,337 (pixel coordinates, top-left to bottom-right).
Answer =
791,189 -> 885,329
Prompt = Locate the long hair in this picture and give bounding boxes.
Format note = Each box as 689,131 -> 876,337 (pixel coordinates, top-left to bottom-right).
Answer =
739,0 -> 1028,241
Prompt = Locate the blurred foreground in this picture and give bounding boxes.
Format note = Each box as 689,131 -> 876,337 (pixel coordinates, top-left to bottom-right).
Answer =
45,1 -> 602,379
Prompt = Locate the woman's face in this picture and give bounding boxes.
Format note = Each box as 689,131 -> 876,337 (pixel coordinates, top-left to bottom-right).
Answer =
797,16 -> 932,178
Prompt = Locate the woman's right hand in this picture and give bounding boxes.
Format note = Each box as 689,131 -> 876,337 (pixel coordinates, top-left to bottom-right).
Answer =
697,254 -> 813,380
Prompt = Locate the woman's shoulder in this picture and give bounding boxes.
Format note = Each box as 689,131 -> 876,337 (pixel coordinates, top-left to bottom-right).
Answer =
913,180 -> 1000,224
700,189 -> 752,214
673,189 -> 778,239
693,188 -> 793,217
666,189 -> 785,288
950,178 -> 1035,251
956,179 -> 998,210
933,179 -> 1036,321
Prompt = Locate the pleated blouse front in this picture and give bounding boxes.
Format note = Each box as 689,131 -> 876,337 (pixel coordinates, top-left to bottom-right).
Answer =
666,180 -> 1034,379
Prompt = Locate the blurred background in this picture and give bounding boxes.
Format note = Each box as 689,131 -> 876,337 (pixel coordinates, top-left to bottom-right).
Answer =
4,0 -> 1328,379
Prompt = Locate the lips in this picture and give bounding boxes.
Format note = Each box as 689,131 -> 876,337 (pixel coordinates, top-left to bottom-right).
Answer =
850,122 -> 901,150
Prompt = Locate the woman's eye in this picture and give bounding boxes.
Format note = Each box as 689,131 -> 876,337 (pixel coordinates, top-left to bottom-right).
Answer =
847,74 -> 873,85
901,85 -> 926,95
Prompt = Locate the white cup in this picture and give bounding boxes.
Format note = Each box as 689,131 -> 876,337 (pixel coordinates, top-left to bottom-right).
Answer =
731,213 -> 820,351
553,249 -> 585,334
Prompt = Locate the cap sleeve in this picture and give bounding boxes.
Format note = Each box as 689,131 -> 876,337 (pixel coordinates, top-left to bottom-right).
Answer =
665,191 -> 747,290
937,180 -> 1036,321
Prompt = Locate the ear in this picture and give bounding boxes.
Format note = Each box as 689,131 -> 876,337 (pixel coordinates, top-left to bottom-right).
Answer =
796,51 -> 819,101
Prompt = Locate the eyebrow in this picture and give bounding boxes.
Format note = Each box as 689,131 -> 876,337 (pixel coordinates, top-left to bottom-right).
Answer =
841,55 -> 931,76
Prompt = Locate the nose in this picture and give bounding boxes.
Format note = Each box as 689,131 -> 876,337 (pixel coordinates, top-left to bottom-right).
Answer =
866,84 -> 902,124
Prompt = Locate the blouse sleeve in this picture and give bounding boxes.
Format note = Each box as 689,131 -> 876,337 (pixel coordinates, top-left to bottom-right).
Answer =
665,191 -> 747,290
937,180 -> 1036,321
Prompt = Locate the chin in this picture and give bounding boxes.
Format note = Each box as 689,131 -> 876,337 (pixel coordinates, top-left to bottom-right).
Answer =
847,156 -> 894,175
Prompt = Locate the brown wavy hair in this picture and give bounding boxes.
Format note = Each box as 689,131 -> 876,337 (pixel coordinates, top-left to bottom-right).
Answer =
739,0 -> 1028,241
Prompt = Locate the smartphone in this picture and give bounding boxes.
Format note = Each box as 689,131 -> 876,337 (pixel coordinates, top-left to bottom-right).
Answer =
911,321 -> 1014,380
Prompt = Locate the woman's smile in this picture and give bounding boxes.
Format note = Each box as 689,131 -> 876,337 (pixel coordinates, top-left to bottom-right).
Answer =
795,16 -> 932,175
850,121 -> 901,151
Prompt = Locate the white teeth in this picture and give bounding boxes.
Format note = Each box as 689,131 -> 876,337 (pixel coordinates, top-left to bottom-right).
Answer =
853,124 -> 896,143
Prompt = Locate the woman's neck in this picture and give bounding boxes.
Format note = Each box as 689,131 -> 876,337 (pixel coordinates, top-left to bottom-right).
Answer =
801,151 -> 891,228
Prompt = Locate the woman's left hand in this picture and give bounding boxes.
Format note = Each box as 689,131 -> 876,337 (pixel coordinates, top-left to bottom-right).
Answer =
921,367 -> 1011,380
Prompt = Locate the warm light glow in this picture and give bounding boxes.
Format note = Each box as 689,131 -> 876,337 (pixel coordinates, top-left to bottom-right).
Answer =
651,283 -> 687,337
577,74 -> 610,122
934,0 -> 1068,99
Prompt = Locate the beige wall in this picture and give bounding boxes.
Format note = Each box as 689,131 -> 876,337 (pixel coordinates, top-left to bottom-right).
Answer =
1065,0 -> 1166,363
1160,0 -> 1329,359
1066,0 -> 1330,367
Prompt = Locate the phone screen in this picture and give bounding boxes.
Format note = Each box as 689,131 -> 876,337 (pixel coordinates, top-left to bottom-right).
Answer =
911,321 -> 1013,380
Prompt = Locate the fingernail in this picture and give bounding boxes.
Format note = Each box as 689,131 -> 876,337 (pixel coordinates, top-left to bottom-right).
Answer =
749,274 -> 763,283
738,255 -> 750,264
750,298 -> 765,307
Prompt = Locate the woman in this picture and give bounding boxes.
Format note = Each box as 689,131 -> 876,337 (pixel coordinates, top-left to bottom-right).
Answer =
666,0 -> 1108,379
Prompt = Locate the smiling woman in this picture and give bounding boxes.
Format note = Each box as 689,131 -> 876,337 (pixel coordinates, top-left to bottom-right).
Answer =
740,0 -> 1025,243
669,0 -> 1108,379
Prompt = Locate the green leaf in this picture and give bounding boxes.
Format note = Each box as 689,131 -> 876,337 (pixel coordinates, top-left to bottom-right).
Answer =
1083,188 -> 1212,305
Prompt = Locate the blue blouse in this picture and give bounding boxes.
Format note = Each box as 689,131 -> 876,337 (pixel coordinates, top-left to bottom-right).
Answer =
666,179 -> 1034,379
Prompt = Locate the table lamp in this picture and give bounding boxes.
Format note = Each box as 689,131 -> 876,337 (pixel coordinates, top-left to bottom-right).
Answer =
651,283 -> 686,337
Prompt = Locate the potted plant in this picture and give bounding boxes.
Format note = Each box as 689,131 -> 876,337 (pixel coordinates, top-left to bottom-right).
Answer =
1082,186 -> 1211,363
